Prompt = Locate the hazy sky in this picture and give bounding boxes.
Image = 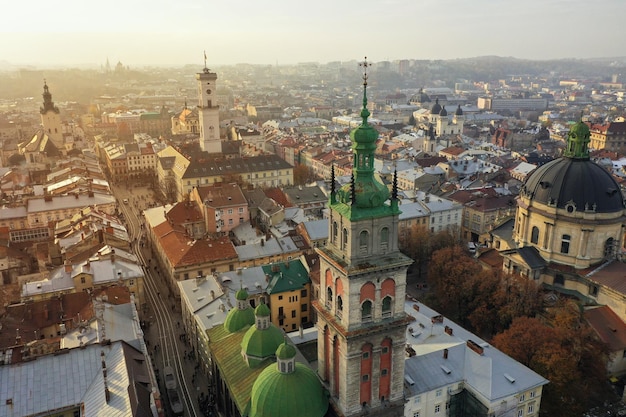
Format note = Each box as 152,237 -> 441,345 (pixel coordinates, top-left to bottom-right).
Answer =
2,0 -> 625,68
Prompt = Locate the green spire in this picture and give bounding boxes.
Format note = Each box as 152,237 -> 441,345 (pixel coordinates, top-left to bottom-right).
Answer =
333,57 -> 393,217
563,117 -> 590,160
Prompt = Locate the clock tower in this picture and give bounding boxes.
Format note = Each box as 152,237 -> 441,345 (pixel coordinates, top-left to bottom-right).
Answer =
196,54 -> 221,154
314,58 -> 412,417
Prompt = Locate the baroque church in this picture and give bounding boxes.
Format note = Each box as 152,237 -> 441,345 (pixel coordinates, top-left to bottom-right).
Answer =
496,120 -> 626,323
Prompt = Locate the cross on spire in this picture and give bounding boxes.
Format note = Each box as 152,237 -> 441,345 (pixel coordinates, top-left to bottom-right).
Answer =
359,57 -> 369,87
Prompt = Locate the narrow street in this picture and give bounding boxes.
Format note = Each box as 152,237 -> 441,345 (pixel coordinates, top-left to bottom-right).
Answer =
112,181 -> 213,417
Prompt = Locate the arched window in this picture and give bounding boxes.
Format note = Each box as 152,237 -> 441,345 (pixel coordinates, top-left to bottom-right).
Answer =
359,230 -> 369,254
530,226 -> 539,244
380,227 -> 389,249
326,287 -> 333,310
332,221 -> 338,244
337,295 -> 344,319
605,238 -> 615,259
361,300 -> 373,322
382,296 -> 392,318
342,228 -> 349,250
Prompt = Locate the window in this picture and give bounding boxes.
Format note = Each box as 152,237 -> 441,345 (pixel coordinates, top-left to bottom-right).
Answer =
528,403 -> 534,414
238,207 -> 244,213
362,374 -> 369,382
529,391 -> 535,399
413,412 -> 420,417
436,389 -> 442,397
519,394 -> 525,402
380,227 -> 389,248
414,396 -> 421,404
301,289 -> 307,297
359,230 -> 369,252
291,310 -> 296,318
361,300 -> 372,322
560,234 -> 571,254
554,274 -> 564,286
435,404 -> 441,413
333,222 -> 338,243
530,226 -> 539,244
381,368 -> 388,376
362,351 -> 370,359
518,409 -> 523,417
382,346 -> 389,354
605,237 -> 615,258
80,277 -> 86,284
301,304 -> 308,312
382,296 -> 392,317
279,295 -> 283,300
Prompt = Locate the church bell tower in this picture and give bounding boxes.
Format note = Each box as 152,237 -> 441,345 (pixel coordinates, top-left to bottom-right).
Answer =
314,58 -> 413,417
40,80 -> 64,150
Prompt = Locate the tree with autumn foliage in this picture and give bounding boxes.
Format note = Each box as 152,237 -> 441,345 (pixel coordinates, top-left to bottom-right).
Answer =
426,246 -> 543,337
293,163 -> 317,185
492,302 -> 615,417
426,245 -> 483,326
398,224 -> 458,279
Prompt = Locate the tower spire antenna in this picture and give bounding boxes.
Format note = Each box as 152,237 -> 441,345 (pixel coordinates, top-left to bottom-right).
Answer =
203,50 -> 209,73
358,57 -> 370,123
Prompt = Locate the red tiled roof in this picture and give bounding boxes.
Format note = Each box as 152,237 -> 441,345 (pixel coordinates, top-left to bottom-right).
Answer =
156,221 -> 237,267
167,201 -> 203,223
584,305 -> 626,351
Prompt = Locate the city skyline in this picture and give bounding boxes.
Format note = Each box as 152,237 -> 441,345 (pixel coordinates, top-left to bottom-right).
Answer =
1,0 -> 626,68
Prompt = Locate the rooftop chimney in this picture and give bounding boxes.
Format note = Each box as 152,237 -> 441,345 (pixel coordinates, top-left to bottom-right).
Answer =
443,348 -> 448,359
444,326 -> 453,336
467,340 -> 484,355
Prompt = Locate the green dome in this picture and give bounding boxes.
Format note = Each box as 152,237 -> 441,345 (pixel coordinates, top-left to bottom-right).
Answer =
223,306 -> 255,333
241,323 -> 284,367
254,303 -> 271,317
235,287 -> 249,300
276,342 -> 296,360
249,362 -> 329,417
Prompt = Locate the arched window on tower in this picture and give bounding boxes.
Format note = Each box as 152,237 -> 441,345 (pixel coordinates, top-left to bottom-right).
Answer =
359,230 -> 369,255
342,228 -> 349,250
382,296 -> 392,318
337,295 -> 343,319
361,300 -> 373,322
326,287 -> 333,310
380,227 -> 389,251
333,221 -> 338,244
531,226 -> 539,244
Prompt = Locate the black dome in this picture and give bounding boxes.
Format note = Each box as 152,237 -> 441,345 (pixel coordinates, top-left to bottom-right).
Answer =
520,157 -> 625,213
431,98 -> 442,115
439,106 -> 448,117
